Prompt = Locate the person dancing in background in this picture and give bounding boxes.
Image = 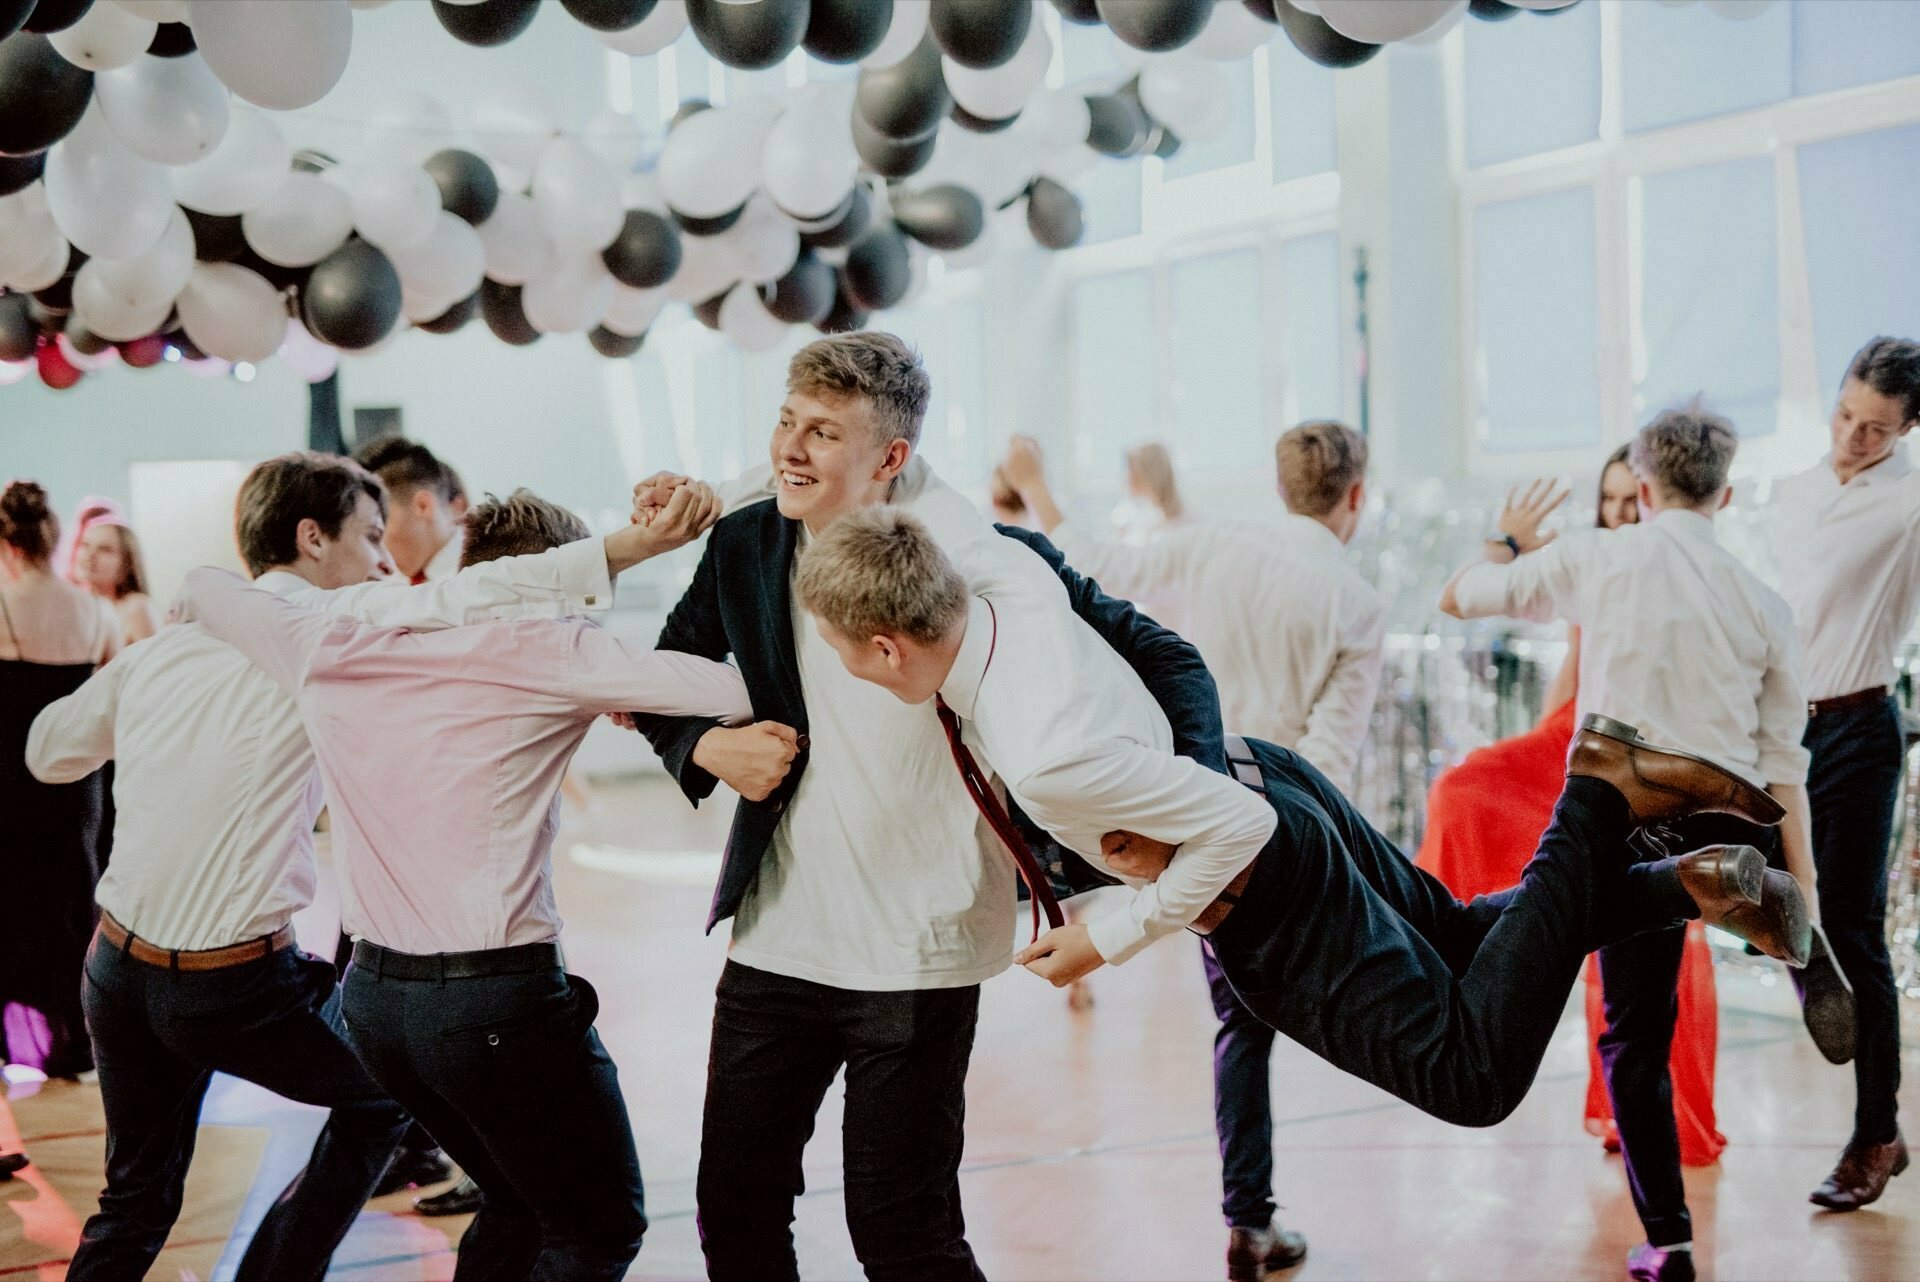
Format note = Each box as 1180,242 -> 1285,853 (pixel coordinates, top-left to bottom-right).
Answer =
68,505 -> 157,647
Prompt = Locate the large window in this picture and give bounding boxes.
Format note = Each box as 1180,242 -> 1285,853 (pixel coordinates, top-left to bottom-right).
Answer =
1163,58 -> 1256,182
1277,232 -> 1343,425
1071,270 -> 1155,485
1269,50 -> 1337,184
1074,157 -> 1143,245
1620,1 -> 1790,134
885,299 -> 991,487
1793,0 -> 1920,98
1463,2 -> 1601,167
1168,250 -> 1262,469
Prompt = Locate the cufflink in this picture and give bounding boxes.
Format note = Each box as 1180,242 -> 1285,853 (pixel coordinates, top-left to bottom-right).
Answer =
584,594 -> 597,605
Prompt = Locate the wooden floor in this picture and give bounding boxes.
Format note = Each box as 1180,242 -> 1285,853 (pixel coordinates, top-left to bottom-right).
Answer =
4,778 -> 1917,1281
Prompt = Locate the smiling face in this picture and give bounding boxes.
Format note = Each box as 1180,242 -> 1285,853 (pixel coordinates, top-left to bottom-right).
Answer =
1831,377 -> 1915,481
74,524 -> 128,595
770,388 -> 910,534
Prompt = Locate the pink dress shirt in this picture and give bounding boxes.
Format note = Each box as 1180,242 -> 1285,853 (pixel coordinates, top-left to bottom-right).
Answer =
180,567 -> 754,955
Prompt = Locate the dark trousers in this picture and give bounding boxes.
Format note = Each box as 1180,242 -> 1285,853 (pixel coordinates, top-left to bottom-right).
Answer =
334,929 -> 440,1160
1207,741 -> 1677,1129
340,959 -> 645,1282
697,960 -> 987,1282
1599,814 -> 1774,1248
68,934 -> 408,1282
1201,941 -> 1278,1229
1805,696 -> 1905,1145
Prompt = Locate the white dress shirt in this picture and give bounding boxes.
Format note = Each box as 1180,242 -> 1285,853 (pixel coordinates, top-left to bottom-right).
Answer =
422,529 -> 465,583
1051,514 -> 1386,785
940,594 -> 1279,966
176,566 -> 752,955
1451,509 -> 1809,788
25,539 -> 613,951
1771,447 -> 1920,702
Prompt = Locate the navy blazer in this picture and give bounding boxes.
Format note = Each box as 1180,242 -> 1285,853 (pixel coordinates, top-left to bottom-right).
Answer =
632,498 -> 1229,933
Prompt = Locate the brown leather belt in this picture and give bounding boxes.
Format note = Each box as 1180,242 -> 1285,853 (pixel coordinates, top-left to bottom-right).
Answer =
98,912 -> 295,971
1191,735 -> 1265,937
1809,686 -> 1889,719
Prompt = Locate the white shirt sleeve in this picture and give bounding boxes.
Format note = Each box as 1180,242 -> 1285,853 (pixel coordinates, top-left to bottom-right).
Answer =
1047,521 -> 1199,601
1450,537 -> 1586,625
285,537 -> 614,629
1294,588 -> 1386,786
25,649 -> 131,783
1014,743 -> 1277,966
566,624 -> 756,724
1755,600 -> 1812,786
178,568 -> 340,695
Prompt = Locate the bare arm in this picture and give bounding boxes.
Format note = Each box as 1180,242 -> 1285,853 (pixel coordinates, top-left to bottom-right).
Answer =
1541,625 -> 1581,715
1769,782 -> 1817,919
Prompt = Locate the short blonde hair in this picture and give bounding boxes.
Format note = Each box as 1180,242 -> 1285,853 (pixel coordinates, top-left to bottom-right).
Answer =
1629,402 -> 1738,505
787,331 -> 931,448
460,489 -> 590,567
1275,420 -> 1367,517
794,508 -> 968,644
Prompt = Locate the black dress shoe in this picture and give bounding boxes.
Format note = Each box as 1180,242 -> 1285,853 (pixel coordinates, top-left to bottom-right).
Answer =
372,1144 -> 455,1197
1226,1220 -> 1307,1280
1811,1132 -> 1908,1210
417,1174 -> 485,1216
1790,923 -> 1856,1065
1627,1242 -> 1696,1282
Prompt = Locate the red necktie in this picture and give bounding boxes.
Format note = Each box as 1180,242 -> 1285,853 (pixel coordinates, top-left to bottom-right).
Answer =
935,696 -> 1064,943
408,570 -> 428,586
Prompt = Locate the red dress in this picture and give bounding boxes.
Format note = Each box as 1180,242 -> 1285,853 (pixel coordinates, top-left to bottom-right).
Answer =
1416,699 -> 1727,1166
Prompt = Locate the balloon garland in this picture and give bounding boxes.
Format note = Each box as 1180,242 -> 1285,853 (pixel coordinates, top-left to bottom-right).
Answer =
0,0 -> 1770,387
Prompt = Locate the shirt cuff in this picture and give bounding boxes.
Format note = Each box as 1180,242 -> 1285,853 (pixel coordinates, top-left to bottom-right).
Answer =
556,537 -> 614,613
1086,907 -> 1152,967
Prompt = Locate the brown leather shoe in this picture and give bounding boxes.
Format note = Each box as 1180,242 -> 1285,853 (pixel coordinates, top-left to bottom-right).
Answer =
1226,1221 -> 1307,1280
1810,1133 -> 1908,1211
1709,867 -> 1812,966
1567,715 -> 1786,829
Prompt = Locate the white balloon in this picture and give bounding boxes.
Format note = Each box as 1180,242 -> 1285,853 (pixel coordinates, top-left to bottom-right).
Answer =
532,139 -> 623,254
0,361 -> 31,386
113,0 -> 188,19
522,250 -> 614,334
602,282 -> 665,337
177,261 -> 286,362
279,317 -> 341,383
50,3 -> 157,71
1287,0 -> 1321,14
597,0 -> 687,53
188,0 -> 353,111
350,0 -> 394,8
476,190 -> 552,285
385,211 -> 484,313
1704,0 -> 1773,16
1318,0 -> 1460,42
583,108 -> 647,175
620,170 -> 668,214
97,54 -> 232,166
0,184 -> 63,284
5,227 -> 72,293
1017,88 -> 1092,151
659,103 -> 777,220
1187,0 -> 1272,60
58,332 -> 122,373
944,21 -> 1051,123
717,196 -> 800,283
91,203 -> 194,311
665,231 -> 739,303
169,107 -> 289,214
1507,0 -> 1580,7
73,259 -> 175,339
1406,0 -> 1469,44
860,0 -> 928,69
1138,55 -> 1231,143
362,93 -> 455,168
45,105 -> 176,259
242,172 -> 351,266
471,85 -> 559,188
718,282 -> 787,352
762,86 -> 858,220
339,162 -> 440,252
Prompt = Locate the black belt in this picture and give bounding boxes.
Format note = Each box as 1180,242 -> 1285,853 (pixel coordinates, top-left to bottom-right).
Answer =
350,939 -> 563,981
1808,686 -> 1889,719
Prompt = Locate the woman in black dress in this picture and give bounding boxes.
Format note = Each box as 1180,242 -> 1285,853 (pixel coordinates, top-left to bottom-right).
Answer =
0,481 -> 118,1080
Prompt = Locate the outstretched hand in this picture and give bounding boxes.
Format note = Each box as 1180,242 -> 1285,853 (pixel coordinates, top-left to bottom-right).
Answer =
1497,479 -> 1570,555
1014,923 -> 1106,987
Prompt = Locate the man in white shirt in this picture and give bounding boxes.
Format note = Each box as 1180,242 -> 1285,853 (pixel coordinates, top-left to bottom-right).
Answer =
1441,406 -> 1816,1282
789,507 -> 1802,1137
27,454 -> 690,1281
1772,335 -> 1920,1212
999,420 -> 1384,1273
354,435 -> 467,584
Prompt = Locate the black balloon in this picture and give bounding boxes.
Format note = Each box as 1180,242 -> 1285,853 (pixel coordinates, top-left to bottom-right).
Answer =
63,319 -> 109,355
560,0 -> 657,33
929,0 -> 1028,70
0,294 -> 36,361
424,148 -> 499,226
479,279 -> 541,345
1048,0 -> 1100,24
147,20 -> 193,55
0,33 -> 93,157
949,102 -> 1016,133
672,203 -> 744,237
855,34 -> 948,140
432,0 -> 540,47
1242,0 -> 1278,20
892,184 -> 984,252
686,0 -> 808,71
804,0 -> 890,63
691,290 -> 727,330
1084,91 -> 1150,156
842,221 -> 910,311
0,0 -> 32,42
418,290 -> 478,335
30,243 -> 83,311
764,250 -> 835,323
303,239 -> 403,350
800,184 -> 872,250
1468,0 -> 1523,19
852,109 -> 937,179
1273,1 -> 1378,68
1096,0 -> 1209,52
602,208 -> 681,288
814,274 -> 869,334
185,208 -> 246,262
0,150 -> 43,196
1152,125 -> 1181,159
1025,177 -> 1082,250
22,0 -> 90,35
668,97 -> 711,131
589,324 -> 645,358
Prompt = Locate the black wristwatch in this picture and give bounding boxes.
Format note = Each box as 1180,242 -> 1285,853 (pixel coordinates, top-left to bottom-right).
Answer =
1488,534 -> 1522,558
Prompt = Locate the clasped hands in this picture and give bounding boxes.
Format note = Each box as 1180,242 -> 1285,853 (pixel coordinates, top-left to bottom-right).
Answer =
1014,829 -> 1177,988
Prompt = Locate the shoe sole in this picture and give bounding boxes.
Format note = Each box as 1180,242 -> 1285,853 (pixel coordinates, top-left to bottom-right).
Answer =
1226,1249 -> 1308,1282
1708,843 -> 1767,906
1579,715 -> 1788,825
1799,927 -> 1858,1065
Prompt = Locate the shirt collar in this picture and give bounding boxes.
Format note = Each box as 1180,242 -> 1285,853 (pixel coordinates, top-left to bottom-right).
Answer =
1650,507 -> 1719,542
937,596 -> 997,721
252,569 -> 311,597
1279,511 -> 1346,553
424,530 -> 464,580
1846,445 -> 1913,486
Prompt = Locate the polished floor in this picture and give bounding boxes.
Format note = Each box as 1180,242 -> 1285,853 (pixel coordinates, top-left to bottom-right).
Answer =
3,778 -> 1916,1281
